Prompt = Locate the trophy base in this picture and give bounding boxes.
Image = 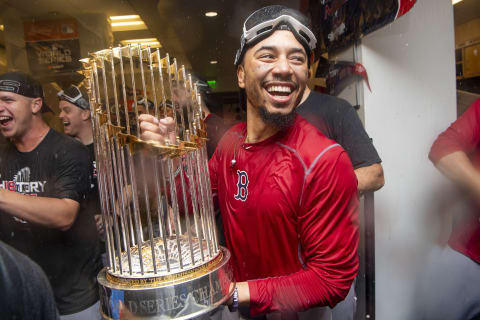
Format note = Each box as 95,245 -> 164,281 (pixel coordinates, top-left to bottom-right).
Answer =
98,247 -> 234,319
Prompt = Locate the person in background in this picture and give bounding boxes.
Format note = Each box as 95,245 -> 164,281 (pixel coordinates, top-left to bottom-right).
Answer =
298,87 -> 384,195
425,98 -> 480,320
295,37 -> 384,320
0,240 -> 59,320
57,84 -> 106,266
139,6 -> 359,319
195,80 -> 230,159
196,80 -> 230,247
0,72 -> 101,319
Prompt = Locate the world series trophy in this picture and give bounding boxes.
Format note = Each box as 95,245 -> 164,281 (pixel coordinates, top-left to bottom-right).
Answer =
80,45 -> 234,319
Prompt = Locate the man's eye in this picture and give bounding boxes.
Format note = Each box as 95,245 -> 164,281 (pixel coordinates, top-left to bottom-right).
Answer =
260,54 -> 274,59
291,56 -> 306,63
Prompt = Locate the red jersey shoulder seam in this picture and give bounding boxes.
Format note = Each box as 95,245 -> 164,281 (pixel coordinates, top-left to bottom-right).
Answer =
275,142 -> 342,207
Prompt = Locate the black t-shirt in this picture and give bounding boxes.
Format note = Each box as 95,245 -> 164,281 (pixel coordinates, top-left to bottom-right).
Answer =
85,144 -> 101,222
0,129 -> 101,315
86,143 -> 105,254
0,241 -> 59,320
86,143 -> 99,196
297,91 -> 382,169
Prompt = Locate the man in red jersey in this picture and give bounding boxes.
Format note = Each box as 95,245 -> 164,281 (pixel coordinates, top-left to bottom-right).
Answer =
424,99 -> 480,320
139,6 -> 359,319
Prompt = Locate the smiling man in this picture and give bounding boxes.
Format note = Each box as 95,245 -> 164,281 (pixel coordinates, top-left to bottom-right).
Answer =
139,6 -> 359,319
58,85 -> 92,145
58,85 -> 106,267
0,72 -> 101,319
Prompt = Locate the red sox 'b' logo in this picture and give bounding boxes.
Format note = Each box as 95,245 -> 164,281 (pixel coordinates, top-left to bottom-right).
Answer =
234,170 -> 249,201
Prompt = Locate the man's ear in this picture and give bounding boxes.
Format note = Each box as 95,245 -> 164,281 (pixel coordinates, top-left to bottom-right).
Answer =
31,98 -> 43,114
81,109 -> 90,121
308,54 -> 315,79
237,65 -> 246,89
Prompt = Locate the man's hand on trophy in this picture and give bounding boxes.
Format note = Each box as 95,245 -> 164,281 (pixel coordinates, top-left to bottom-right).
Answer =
94,214 -> 104,235
139,114 -> 176,145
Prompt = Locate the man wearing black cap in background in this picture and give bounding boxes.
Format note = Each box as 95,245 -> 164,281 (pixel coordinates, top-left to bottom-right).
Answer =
58,84 -> 106,265
139,5 -> 359,319
0,72 -> 102,319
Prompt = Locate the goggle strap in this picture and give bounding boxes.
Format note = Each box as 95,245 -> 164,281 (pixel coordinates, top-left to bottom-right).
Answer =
243,14 -> 316,50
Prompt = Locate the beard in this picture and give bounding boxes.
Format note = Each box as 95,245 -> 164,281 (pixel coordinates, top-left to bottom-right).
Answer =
257,105 -> 297,131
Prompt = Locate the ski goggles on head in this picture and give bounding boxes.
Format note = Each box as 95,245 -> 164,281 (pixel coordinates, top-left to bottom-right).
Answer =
57,85 -> 90,110
234,6 -> 317,66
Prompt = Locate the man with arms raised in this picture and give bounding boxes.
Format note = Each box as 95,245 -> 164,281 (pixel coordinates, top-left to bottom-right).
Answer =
139,6 -> 359,319
0,72 -> 101,319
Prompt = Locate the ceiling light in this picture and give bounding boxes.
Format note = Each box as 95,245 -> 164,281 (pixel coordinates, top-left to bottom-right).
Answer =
110,15 -> 147,31
110,15 -> 140,21
120,38 -> 161,48
452,0 -> 463,4
111,21 -> 145,27
205,12 -> 218,17
210,60 -> 218,64
121,38 -> 158,44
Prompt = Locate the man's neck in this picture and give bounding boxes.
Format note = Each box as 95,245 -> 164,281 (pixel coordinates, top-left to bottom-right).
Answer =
245,105 -> 279,144
299,86 -> 311,105
14,120 -> 50,152
76,124 -> 93,145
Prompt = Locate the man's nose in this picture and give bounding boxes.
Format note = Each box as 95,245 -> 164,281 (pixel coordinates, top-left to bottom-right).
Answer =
272,56 -> 293,77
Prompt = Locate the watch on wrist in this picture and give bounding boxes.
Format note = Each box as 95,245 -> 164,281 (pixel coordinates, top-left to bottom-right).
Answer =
229,287 -> 239,312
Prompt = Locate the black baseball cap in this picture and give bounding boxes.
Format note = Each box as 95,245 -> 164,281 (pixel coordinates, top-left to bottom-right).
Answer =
0,71 -> 52,113
57,85 -> 90,110
234,5 -> 317,66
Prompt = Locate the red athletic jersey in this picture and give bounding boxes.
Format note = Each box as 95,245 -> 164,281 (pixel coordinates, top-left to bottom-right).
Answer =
429,98 -> 480,264
209,115 -> 359,317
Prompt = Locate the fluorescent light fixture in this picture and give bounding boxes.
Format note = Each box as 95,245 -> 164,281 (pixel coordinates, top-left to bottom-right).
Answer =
120,38 -> 161,48
121,38 -> 158,44
111,21 -> 145,27
110,15 -> 140,21
452,0 -> 463,4
210,60 -> 218,64
110,15 -> 147,31
138,41 -> 160,46
205,12 -> 218,17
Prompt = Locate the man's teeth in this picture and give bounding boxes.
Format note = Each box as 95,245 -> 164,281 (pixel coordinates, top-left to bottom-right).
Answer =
63,122 -> 70,125
0,116 -> 12,124
267,86 -> 292,93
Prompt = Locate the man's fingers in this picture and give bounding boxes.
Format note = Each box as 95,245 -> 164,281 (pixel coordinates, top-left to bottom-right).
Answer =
139,120 -> 162,135
138,113 -> 158,124
139,116 -> 177,144
94,214 -> 104,232
141,131 -> 167,143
